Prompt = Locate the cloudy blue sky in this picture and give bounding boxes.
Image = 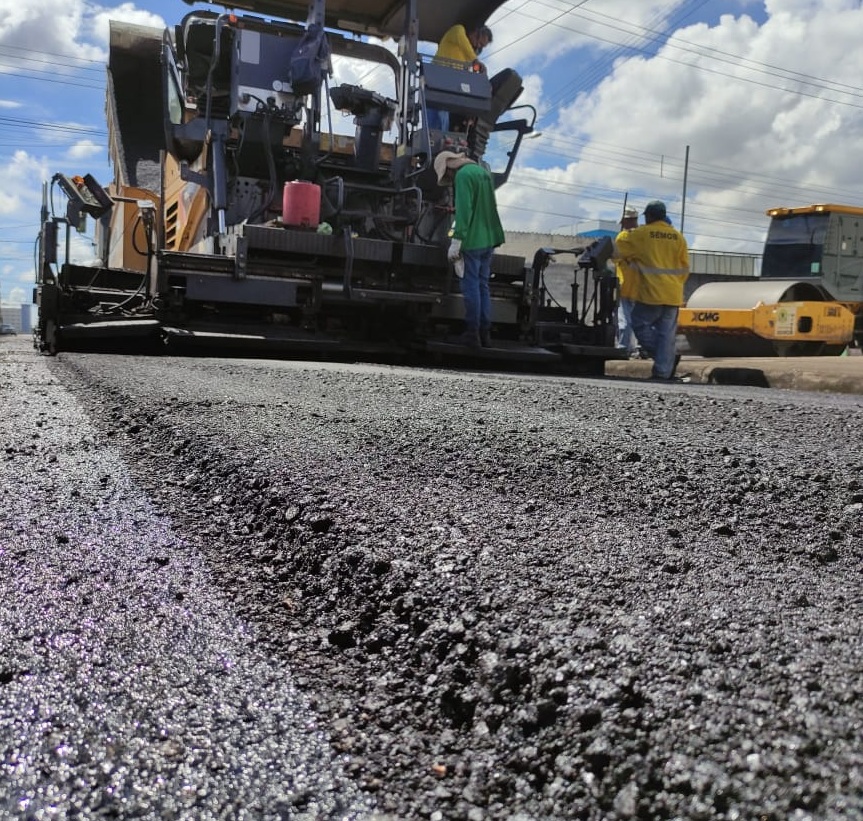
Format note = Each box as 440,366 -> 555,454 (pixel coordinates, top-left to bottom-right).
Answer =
1,0 -> 862,305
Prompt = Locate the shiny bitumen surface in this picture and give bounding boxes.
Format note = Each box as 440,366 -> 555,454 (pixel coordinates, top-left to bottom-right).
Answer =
606,349 -> 863,394
0,337 -> 375,819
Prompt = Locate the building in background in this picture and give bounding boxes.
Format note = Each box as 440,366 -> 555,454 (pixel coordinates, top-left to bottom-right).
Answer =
0,303 -> 32,334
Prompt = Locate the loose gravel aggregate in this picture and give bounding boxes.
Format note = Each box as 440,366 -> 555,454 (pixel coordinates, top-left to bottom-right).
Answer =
3,335 -> 863,820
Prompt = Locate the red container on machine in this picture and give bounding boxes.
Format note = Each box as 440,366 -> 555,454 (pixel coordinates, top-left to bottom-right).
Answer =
282,181 -> 321,228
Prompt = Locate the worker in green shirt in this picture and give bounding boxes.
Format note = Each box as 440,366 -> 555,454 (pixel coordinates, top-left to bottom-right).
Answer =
434,150 -> 505,348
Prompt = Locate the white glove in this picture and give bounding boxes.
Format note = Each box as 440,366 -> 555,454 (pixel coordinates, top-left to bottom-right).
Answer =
453,258 -> 464,278
447,239 -> 462,262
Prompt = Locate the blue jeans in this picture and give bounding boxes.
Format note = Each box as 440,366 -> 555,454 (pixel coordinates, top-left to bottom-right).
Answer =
617,296 -> 636,352
427,108 -> 449,132
631,303 -> 679,378
461,247 -> 493,330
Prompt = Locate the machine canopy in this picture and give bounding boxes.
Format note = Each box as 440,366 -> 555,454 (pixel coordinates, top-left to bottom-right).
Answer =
181,0 -> 509,43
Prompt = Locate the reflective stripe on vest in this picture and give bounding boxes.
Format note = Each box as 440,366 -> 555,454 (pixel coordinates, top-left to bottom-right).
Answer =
638,265 -> 689,277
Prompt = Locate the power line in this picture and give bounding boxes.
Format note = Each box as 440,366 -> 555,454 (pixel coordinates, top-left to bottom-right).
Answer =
524,130 -> 863,207
525,144 -> 862,211
496,199 -> 765,249
539,0 -> 712,112
0,68 -> 104,91
511,0 -> 863,117
0,42 -> 104,67
0,142 -> 107,149
0,48 -> 105,73
577,5 -> 863,98
0,115 -> 106,136
501,156 -> 859,248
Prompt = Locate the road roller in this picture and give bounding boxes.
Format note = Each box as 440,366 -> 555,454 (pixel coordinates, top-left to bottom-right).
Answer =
680,204 -> 863,356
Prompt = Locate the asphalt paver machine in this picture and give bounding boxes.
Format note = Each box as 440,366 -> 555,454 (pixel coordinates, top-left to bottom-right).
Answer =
34,0 -> 623,373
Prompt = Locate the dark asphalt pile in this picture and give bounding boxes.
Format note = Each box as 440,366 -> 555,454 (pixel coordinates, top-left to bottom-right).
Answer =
4,336 -> 863,819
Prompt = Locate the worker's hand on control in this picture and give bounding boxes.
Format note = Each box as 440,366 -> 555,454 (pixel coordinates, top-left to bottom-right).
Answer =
447,239 -> 462,262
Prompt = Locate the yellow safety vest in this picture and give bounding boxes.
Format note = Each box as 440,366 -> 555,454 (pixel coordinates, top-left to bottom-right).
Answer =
614,229 -> 641,300
614,223 -> 689,306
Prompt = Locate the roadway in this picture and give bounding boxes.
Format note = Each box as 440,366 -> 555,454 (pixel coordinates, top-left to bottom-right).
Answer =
3,335 -> 863,818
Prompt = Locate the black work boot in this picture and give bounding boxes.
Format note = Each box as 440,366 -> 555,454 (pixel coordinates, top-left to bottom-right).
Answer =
456,328 -> 481,348
479,327 -> 492,348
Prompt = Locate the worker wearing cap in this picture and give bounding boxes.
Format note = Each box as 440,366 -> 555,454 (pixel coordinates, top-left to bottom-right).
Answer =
614,206 -> 641,357
433,149 -> 505,348
614,200 -> 689,380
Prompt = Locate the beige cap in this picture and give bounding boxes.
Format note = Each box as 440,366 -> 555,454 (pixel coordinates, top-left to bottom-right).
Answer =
622,206 -> 638,221
433,150 -> 475,185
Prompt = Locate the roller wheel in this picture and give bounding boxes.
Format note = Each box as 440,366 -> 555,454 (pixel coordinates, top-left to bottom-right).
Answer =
685,332 -> 775,358
821,344 -> 848,356
773,341 -> 825,357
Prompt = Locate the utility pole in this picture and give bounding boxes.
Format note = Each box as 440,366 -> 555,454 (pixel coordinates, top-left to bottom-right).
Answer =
681,144 -> 690,233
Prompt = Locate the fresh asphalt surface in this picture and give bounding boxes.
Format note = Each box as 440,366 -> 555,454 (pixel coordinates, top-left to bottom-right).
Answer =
0,336 -> 375,820
2,333 -> 863,820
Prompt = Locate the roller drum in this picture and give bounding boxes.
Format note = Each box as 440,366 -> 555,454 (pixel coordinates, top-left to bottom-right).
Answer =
683,279 -> 834,358
686,280 -> 829,309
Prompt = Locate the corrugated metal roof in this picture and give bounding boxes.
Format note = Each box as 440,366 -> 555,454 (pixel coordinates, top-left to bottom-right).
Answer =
580,229 -> 617,239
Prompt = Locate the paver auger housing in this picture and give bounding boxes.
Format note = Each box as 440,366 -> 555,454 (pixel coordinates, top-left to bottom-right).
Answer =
34,0 -> 623,373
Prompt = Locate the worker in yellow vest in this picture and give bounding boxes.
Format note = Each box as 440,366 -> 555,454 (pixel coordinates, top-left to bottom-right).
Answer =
614,200 -> 689,380
614,206 -> 640,357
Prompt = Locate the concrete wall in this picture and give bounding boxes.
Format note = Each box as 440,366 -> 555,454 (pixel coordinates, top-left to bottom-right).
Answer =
501,231 -> 761,278
500,232 -> 588,261
690,250 -> 759,278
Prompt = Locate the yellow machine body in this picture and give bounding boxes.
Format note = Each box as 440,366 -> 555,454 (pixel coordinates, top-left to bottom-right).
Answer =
682,204 -> 863,356
679,281 -> 856,357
